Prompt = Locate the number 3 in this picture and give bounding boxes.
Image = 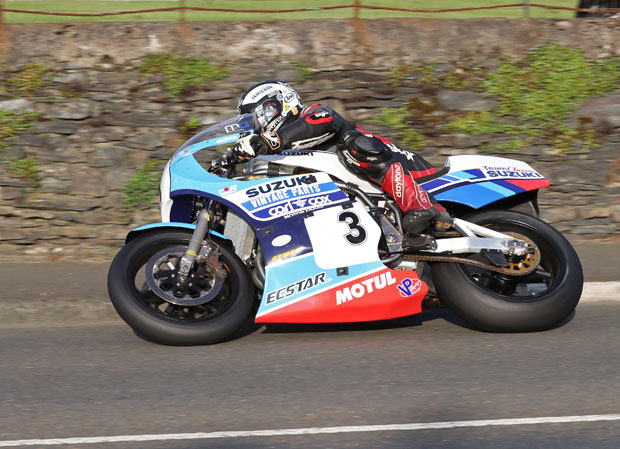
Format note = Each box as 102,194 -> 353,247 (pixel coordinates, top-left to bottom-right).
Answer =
338,211 -> 367,245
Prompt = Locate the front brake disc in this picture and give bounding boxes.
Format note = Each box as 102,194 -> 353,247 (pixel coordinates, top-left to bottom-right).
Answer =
145,246 -> 224,306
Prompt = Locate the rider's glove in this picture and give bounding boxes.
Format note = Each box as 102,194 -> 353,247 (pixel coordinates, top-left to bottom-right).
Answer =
233,134 -> 269,161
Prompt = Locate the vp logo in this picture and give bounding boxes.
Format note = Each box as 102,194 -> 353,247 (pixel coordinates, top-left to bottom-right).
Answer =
397,278 -> 422,297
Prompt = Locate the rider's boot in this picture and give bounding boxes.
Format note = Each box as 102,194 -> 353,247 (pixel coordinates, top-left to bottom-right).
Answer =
403,208 -> 453,249
403,209 -> 437,235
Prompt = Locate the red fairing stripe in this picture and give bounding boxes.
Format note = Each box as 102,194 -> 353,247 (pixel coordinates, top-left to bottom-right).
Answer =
506,179 -> 551,191
255,268 -> 426,324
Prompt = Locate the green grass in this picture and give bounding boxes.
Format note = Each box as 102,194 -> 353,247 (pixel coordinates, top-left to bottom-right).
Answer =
4,1 -> 577,23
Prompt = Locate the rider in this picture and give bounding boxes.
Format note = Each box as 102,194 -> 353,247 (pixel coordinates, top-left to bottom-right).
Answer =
232,80 -> 452,238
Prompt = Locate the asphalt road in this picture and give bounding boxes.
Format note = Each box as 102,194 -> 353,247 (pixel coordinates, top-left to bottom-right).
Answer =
0,239 -> 618,448
1,302 -> 619,448
0,239 -> 618,326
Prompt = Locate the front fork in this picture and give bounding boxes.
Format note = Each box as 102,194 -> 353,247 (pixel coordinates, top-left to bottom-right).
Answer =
177,209 -> 227,283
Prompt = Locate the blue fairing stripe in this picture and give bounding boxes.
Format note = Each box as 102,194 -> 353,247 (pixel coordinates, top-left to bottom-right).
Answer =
423,178 -> 451,191
477,181 -> 520,198
171,132 -> 253,164
258,253 -> 385,317
493,179 -> 527,194
425,176 -> 528,197
433,183 -> 513,208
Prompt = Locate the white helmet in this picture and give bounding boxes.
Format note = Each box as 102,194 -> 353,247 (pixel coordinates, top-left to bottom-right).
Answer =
237,80 -> 303,133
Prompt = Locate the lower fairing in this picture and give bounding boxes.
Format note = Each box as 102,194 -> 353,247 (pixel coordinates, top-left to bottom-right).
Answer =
255,254 -> 426,324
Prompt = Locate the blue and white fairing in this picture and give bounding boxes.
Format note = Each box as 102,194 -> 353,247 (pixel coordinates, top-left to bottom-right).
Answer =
141,115 -> 550,323
419,155 -> 550,209
153,114 -> 425,323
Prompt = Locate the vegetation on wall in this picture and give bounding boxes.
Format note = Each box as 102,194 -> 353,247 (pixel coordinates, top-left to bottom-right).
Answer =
3,63 -> 49,96
177,117 -> 203,138
370,107 -> 427,151
0,110 -> 39,151
378,44 -> 619,153
5,156 -> 39,187
141,54 -> 228,96
122,160 -> 161,211
292,61 -> 313,82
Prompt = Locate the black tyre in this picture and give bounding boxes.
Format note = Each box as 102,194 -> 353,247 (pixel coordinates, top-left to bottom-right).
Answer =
431,210 -> 583,332
108,229 -> 254,345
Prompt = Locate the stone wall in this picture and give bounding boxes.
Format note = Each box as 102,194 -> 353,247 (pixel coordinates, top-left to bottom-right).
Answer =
0,19 -> 619,259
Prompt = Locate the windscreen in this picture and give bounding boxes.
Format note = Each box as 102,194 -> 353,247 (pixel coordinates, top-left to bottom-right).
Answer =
172,113 -> 258,162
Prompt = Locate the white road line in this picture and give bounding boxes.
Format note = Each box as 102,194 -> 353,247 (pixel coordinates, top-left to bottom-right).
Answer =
1,414 -> 620,447
581,282 -> 620,302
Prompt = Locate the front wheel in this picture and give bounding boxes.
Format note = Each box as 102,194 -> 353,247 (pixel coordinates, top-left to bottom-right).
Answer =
108,229 -> 254,345
431,210 -> 583,332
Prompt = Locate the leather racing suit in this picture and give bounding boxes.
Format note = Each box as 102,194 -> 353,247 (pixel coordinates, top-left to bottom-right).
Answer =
253,103 -> 446,216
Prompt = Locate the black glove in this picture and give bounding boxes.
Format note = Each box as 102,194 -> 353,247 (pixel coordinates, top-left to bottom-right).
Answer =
232,134 -> 269,161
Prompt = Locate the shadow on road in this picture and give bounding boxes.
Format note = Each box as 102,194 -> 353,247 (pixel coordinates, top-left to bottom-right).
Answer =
256,303 -> 474,335
226,300 -> 578,340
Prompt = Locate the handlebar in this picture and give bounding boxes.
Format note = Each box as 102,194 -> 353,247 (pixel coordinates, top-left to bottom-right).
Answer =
209,150 -> 237,176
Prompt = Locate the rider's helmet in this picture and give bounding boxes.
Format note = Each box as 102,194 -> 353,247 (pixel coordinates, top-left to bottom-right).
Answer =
237,80 -> 303,133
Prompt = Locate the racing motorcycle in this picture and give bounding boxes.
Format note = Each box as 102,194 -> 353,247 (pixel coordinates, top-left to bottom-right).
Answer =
107,113 -> 583,345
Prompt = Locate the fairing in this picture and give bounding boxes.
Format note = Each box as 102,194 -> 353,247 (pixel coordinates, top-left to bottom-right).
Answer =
421,155 -> 550,209
153,117 -> 550,325
165,126 -> 428,323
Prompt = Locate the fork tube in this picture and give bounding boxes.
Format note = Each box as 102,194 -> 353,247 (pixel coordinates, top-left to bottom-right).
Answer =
177,209 -> 210,283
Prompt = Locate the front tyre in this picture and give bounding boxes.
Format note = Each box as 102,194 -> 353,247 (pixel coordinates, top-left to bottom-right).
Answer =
108,229 -> 254,345
431,210 -> 583,332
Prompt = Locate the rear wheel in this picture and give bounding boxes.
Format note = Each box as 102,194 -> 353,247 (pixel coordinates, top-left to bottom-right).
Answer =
108,229 -> 254,345
431,210 -> 583,332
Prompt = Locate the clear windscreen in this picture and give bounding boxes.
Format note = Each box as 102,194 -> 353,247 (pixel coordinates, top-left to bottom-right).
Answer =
172,113 -> 259,161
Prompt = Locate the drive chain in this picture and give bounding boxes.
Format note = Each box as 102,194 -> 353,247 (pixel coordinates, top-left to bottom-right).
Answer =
402,253 -> 540,276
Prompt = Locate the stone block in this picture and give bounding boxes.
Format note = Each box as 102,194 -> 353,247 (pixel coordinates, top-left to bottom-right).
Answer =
0,186 -> 24,201
69,169 -> 107,197
437,90 -> 497,111
49,102 -> 92,121
34,121 -> 78,135
0,99 -> 34,112
59,225 -> 97,239
120,132 -> 165,150
89,145 -> 127,168
19,193 -> 101,212
579,207 -> 612,220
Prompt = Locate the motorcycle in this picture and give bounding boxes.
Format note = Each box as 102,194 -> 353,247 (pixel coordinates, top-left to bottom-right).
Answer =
107,113 -> 583,345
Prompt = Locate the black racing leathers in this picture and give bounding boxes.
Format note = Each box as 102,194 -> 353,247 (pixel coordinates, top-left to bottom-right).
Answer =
256,103 -> 444,213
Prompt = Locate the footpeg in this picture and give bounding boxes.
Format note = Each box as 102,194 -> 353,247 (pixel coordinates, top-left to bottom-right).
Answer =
406,234 -> 437,251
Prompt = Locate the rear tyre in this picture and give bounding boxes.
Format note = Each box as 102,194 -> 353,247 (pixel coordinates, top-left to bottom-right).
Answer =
108,229 -> 254,345
431,210 -> 583,332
